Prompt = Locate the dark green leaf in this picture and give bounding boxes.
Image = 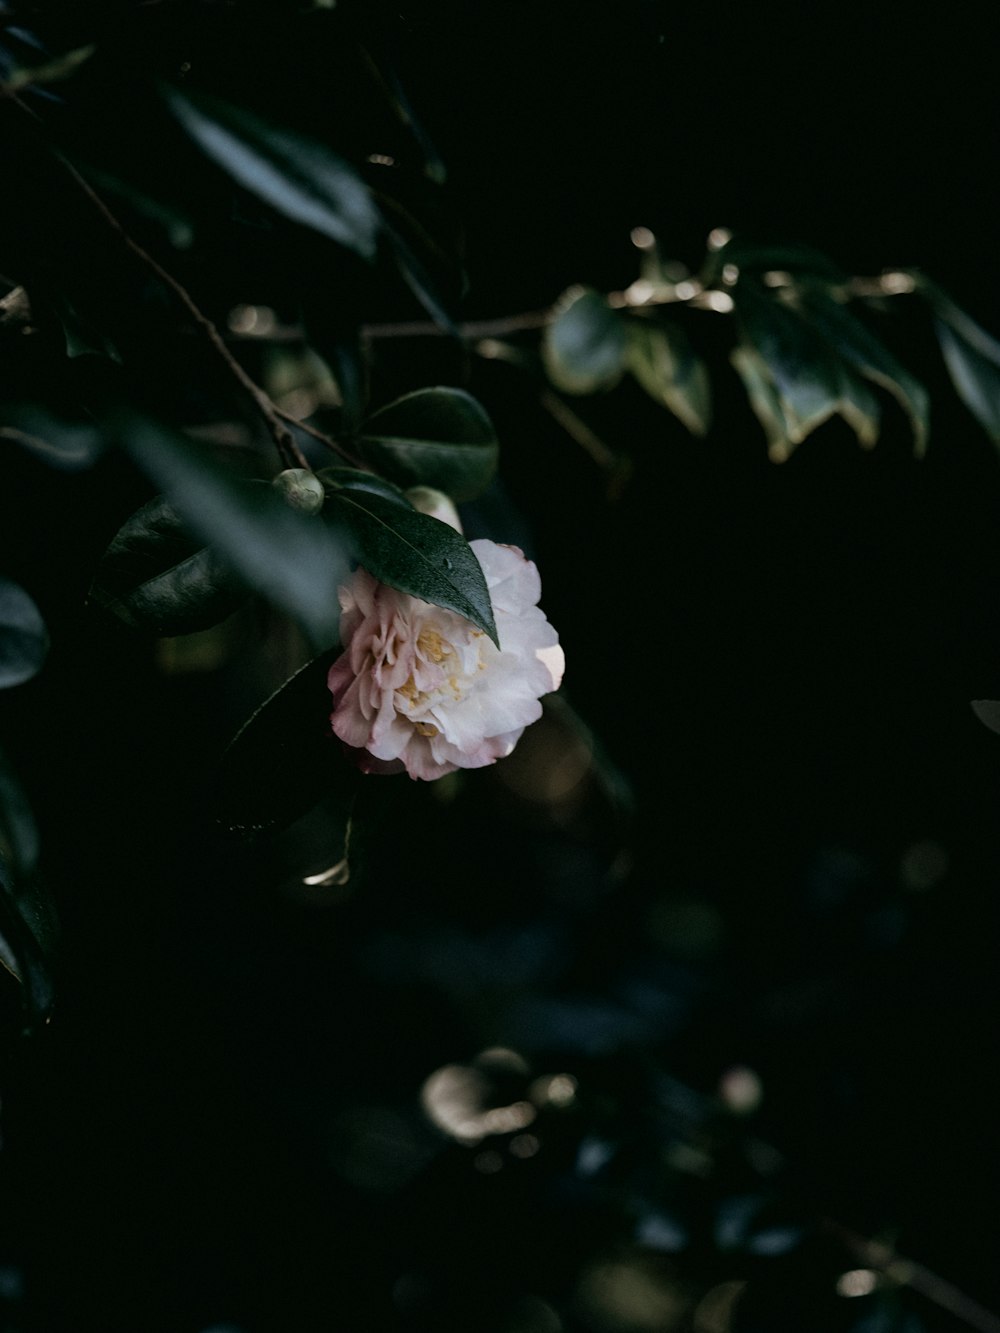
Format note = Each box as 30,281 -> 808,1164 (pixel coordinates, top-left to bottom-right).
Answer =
736,285 -> 881,458
317,466 -> 412,507
163,87 -> 379,261
627,320 -> 712,436
0,578 -> 49,688
212,651 -> 357,838
117,410 -> 351,651
0,745 -> 39,878
928,295 -> 1000,443
971,700 -> 1000,736
90,494 -> 248,635
543,288 -> 628,394
798,289 -> 928,454
325,489 -> 499,645
0,42 -> 95,95
383,219 -> 458,334
359,387 -> 499,501
0,849 -> 56,1025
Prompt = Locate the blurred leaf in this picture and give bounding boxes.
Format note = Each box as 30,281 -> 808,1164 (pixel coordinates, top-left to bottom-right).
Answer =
0,848 -> 56,1025
971,699 -> 1000,735
325,486 -> 499,645
0,578 -> 49,688
543,287 -> 628,394
90,494 -> 248,635
627,319 -> 711,435
213,651 -> 358,837
0,42 -> 94,94
799,289 -> 928,454
116,410 -> 351,651
0,745 -> 39,881
382,217 -> 458,334
0,411 -> 107,470
927,294 -> 1000,443
162,87 -> 379,260
736,285 -> 882,458
359,387 -> 499,501
703,236 -> 847,286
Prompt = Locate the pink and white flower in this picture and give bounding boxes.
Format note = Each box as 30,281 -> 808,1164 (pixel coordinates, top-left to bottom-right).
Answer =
327,540 -> 565,781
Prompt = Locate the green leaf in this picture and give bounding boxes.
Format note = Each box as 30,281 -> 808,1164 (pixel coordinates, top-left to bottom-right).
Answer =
116,410 -> 351,651
798,289 -> 929,455
0,578 -> 49,689
0,746 -> 39,879
543,287 -> 628,394
212,652 -> 357,838
316,466 -> 412,508
0,42 -> 95,95
163,87 -> 380,261
0,849 -> 56,1025
0,752 -> 56,1024
926,295 -> 1000,443
325,489 -> 499,645
626,320 -> 712,436
359,387 -> 499,501
971,700 -> 1000,736
735,285 -> 882,457
90,494 -> 248,635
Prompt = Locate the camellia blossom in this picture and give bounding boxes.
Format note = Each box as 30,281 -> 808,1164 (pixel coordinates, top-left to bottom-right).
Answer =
327,540 -> 565,780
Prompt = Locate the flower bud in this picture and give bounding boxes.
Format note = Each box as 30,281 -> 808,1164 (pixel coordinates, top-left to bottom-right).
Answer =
272,468 -> 325,514
404,486 -> 463,534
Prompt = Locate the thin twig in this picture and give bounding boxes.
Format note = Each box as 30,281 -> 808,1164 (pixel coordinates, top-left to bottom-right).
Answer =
362,307 -> 554,341
273,408 -> 369,472
825,1220 -> 1000,1333
9,93 -> 307,468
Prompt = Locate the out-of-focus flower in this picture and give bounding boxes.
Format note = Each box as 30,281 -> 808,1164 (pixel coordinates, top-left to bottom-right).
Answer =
404,485 -> 463,533
327,541 -> 564,780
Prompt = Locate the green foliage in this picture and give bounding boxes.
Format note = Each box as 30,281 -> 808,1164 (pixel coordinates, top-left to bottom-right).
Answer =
0,578 -> 49,688
119,411 -> 352,651
929,290 -> 1000,444
358,387 -> 499,501
543,287 -> 628,393
626,318 -> 711,436
0,749 -> 56,1026
163,88 -> 380,261
323,477 -> 499,645
90,494 -> 247,635
212,651 -> 356,838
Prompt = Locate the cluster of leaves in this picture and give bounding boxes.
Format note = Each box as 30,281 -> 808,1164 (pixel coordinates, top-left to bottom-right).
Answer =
541,233 -> 1000,463
0,25 -> 506,1021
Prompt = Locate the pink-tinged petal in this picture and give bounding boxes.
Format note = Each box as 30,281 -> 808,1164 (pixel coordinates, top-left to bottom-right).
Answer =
327,539 -> 563,781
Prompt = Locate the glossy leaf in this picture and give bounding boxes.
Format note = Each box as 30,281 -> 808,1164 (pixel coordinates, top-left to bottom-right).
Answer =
359,387 -> 499,501
799,289 -> 929,454
317,466 -> 412,507
543,287 -> 628,394
0,578 -> 49,688
163,87 -> 379,260
627,319 -> 711,436
90,494 -> 247,635
929,295 -> 1000,442
212,651 -> 357,838
325,488 -> 499,645
117,411 -> 351,651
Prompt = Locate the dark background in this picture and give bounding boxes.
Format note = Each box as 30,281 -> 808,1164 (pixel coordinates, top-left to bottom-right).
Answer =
2,3 -> 1000,1330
